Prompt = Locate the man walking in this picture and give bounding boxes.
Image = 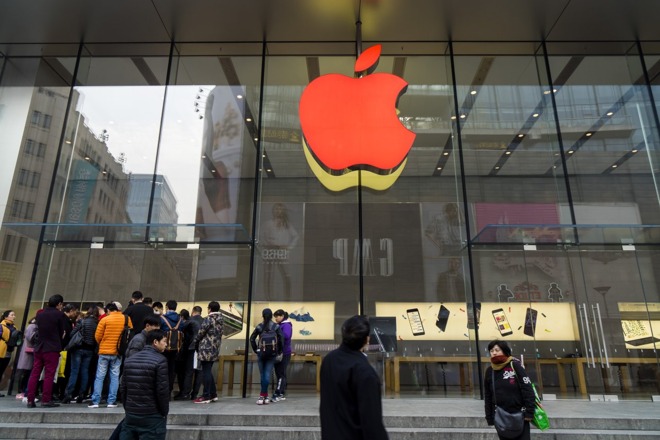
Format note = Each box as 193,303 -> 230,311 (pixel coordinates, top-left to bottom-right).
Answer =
123,291 -> 153,334
26,294 -> 69,408
89,302 -> 132,408
320,315 -> 388,440
119,330 -> 169,439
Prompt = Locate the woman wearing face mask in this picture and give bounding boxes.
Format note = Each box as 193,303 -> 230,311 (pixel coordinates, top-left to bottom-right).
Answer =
484,340 -> 536,440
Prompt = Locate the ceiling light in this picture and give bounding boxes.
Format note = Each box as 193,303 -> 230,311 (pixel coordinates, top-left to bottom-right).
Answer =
237,94 -> 243,99
450,116 -> 456,120
437,167 -> 442,170
554,153 -> 559,156
262,154 -> 266,157
543,90 -> 551,95
606,111 -> 614,116
470,90 -> 477,95
267,168 -> 272,172
443,152 -> 449,156
505,151 -> 512,155
553,89 -> 557,93
553,165 -> 557,169
495,166 -> 500,170
532,113 -> 539,118
460,114 -> 466,119
254,137 -> 258,141
211,169 -> 216,173
612,164 -> 618,168
568,150 -> 574,154
84,156 -> 90,161
202,155 -> 206,159
246,118 -> 252,122
632,149 -> 638,153
517,134 -> 524,138
586,132 -> 593,137
65,140 -> 72,144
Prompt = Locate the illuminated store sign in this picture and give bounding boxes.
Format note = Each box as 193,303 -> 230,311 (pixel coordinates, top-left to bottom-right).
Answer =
299,45 -> 416,191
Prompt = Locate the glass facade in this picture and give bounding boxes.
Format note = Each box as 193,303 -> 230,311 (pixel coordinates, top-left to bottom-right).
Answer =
1,40 -> 659,400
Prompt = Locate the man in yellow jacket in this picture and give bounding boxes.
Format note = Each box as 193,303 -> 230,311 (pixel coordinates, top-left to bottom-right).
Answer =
89,302 -> 132,408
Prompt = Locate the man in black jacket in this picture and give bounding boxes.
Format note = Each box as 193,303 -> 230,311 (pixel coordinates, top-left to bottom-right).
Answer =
320,315 -> 388,440
176,305 -> 203,400
119,330 -> 169,440
123,291 -> 154,334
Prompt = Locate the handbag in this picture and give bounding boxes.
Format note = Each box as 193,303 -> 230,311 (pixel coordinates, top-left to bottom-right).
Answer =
64,326 -> 84,351
492,368 -> 525,439
531,383 -> 550,431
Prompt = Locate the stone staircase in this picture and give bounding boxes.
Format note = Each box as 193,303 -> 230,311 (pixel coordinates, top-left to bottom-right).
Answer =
1,398 -> 659,439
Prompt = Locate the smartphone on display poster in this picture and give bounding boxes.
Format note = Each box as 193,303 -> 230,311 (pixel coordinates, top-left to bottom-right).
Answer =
407,308 -> 425,336
467,302 -> 481,330
523,307 -> 538,337
436,305 -> 450,332
492,308 -> 513,337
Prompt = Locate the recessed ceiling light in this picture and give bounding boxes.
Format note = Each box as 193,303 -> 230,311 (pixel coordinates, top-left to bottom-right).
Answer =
254,138 -> 258,141
586,132 -> 592,137
606,111 -> 614,116
262,154 -> 266,157
211,169 -> 216,173
437,167 -> 442,170
237,94 -> 243,99
553,89 -> 557,93
85,156 -> 90,160
632,149 -> 638,153
553,165 -> 557,169
532,113 -> 539,118
612,164 -> 618,168
517,134 -> 524,138
443,152 -> 449,156
246,118 -> 252,122
450,116 -> 456,120
568,150 -> 574,154
460,114 -> 466,119
65,140 -> 72,144
470,90 -> 477,95
505,151 -> 512,155
266,169 -> 272,172
495,166 -> 500,170
543,90 -> 551,95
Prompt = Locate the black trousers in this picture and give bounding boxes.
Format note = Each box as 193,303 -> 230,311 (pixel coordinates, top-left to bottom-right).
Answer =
179,349 -> 201,398
164,351 -> 178,393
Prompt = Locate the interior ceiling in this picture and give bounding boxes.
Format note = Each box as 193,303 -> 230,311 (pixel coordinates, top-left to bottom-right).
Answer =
3,1 -> 660,181
2,0 -> 660,46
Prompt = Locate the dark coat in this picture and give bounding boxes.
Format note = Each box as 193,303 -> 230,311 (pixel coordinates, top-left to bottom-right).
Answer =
120,345 -> 170,417
484,359 -> 536,424
125,329 -> 147,359
320,344 -> 388,440
185,315 -> 203,351
123,302 -> 154,334
35,307 -> 69,353
249,321 -> 283,356
70,315 -> 98,350
195,312 -> 223,362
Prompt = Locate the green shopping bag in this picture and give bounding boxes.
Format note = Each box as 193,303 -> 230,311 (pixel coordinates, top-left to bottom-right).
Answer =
531,384 -> 550,431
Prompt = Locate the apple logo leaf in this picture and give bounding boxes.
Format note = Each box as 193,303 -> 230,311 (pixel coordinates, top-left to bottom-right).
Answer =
354,44 -> 381,74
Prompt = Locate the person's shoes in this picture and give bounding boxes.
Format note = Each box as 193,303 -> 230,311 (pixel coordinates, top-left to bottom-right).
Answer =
75,396 -> 84,404
107,403 -> 118,408
88,403 -> 99,408
174,394 -> 190,401
256,396 -> 266,405
211,396 -> 218,402
15,393 -> 24,399
0,393 -> 5,397
61,395 -> 72,404
193,397 -> 212,404
41,402 -> 60,408
26,401 -> 36,408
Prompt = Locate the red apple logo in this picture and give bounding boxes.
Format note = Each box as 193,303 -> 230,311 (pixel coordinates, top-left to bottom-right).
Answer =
299,45 -> 416,190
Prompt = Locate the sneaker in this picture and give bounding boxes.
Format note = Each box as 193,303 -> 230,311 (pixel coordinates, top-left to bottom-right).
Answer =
211,396 -> 218,402
193,397 -> 212,404
270,395 -> 280,402
256,396 -> 266,405
15,393 -> 24,399
27,401 -> 36,409
88,403 -> 99,408
278,395 -> 286,401
107,403 -> 118,408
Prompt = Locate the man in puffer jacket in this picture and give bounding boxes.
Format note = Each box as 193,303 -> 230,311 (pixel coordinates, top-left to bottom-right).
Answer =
119,329 -> 169,439
89,302 -> 132,408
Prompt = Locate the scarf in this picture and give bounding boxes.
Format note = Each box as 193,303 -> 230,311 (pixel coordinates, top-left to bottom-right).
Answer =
490,355 -> 513,370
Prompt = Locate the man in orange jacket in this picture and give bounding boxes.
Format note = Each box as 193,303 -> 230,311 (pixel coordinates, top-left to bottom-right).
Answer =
89,302 -> 132,409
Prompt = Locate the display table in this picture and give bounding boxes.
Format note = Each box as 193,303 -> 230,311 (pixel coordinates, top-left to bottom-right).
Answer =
217,354 -> 322,394
386,356 -> 491,393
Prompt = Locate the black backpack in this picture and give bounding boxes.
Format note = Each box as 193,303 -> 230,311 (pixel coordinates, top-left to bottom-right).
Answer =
162,316 -> 183,352
259,322 -> 279,359
117,316 -> 134,356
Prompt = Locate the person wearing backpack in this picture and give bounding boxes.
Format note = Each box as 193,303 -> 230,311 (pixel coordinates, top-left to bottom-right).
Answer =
160,300 -> 184,395
62,306 -> 99,404
0,310 -> 19,396
272,309 -> 292,402
249,308 -> 283,405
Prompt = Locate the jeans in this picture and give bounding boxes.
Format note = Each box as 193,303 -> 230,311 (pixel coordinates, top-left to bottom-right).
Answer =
91,354 -> 121,405
257,354 -> 276,396
65,348 -> 93,397
27,351 -> 59,404
201,360 -> 216,399
274,353 -> 291,395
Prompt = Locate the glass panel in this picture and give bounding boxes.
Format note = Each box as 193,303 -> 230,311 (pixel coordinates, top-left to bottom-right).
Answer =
0,52 -> 76,326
